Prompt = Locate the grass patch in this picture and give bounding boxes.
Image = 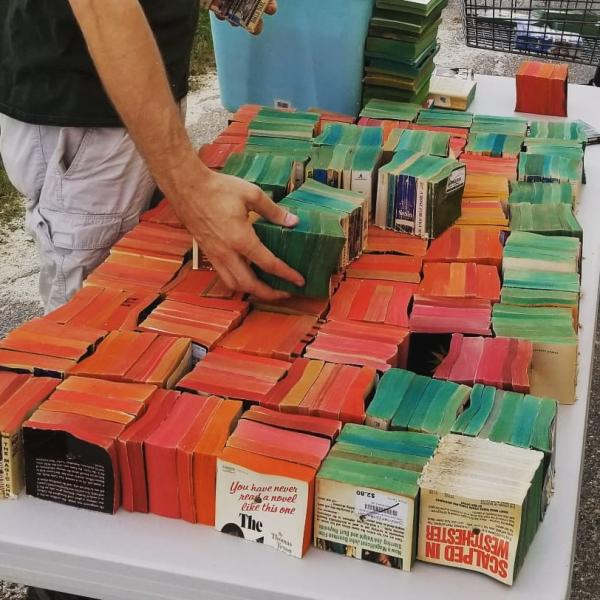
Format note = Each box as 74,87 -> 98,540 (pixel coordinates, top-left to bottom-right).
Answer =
0,159 -> 23,236
190,10 -> 215,86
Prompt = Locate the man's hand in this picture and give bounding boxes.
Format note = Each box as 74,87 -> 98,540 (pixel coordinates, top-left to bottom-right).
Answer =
68,0 -> 302,300
211,0 -> 277,35
180,169 -> 305,299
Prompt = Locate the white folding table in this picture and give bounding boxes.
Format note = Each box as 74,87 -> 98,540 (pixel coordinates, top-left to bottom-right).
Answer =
0,75 -> 598,600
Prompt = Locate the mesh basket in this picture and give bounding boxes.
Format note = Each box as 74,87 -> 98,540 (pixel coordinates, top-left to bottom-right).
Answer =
461,0 -> 600,65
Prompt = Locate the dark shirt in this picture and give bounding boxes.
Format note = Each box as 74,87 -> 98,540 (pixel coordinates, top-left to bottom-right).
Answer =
0,0 -> 199,127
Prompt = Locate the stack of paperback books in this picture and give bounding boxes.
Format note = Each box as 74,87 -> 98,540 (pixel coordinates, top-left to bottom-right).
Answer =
305,319 -> 411,372
315,424 -> 438,570
424,225 -> 503,267
0,318 -> 107,378
375,150 -> 466,239
215,410 -> 332,557
177,348 -> 292,403
492,304 -> 578,403
434,334 -> 533,391
23,377 -> 158,513
366,368 -> 470,433
69,331 -> 192,387
45,286 -> 160,333
262,358 -> 376,423
452,384 -> 557,508
501,231 -> 581,318
86,221 -> 192,293
363,0 -> 447,103
0,373 -> 58,498
221,152 -> 294,201
142,393 -> 242,524
508,181 -> 573,206
418,434 -> 545,585
218,310 -> 320,361
509,203 -> 583,239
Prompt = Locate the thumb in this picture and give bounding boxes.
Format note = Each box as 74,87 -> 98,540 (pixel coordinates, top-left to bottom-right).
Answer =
248,189 -> 299,228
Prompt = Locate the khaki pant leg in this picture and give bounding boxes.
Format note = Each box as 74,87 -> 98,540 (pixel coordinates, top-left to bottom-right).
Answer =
1,116 -> 155,312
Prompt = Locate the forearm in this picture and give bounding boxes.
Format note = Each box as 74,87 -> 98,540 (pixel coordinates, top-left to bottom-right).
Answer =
68,0 -> 206,211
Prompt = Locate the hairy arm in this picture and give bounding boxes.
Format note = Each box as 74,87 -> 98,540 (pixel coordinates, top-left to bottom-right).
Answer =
68,0 -> 303,300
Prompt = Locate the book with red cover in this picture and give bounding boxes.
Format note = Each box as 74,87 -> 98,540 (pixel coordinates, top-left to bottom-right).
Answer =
418,262 -> 501,303
241,405 -> 342,441
138,298 -> 245,351
0,318 -> 107,377
69,330 -> 192,388
424,226 -> 503,268
516,61 -> 568,117
163,264 -> 246,306
218,311 -> 319,360
346,254 -> 422,283
198,142 -> 246,169
45,286 -> 159,332
434,333 -> 533,392
85,252 -> 183,294
177,348 -> 291,402
145,393 -> 216,519
111,222 -> 192,264
263,358 -> 376,424
116,389 -> 180,512
23,377 -> 157,513
305,320 -> 410,372
329,279 -> 416,328
409,295 -> 493,335
140,199 -> 184,229
365,226 -> 428,256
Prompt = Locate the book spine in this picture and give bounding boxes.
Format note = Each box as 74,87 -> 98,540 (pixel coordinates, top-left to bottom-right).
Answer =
375,170 -> 389,229
1,433 -> 19,499
415,178 -> 427,238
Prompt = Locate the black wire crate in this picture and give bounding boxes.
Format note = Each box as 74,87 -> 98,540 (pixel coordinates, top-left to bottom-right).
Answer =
461,0 -> 600,65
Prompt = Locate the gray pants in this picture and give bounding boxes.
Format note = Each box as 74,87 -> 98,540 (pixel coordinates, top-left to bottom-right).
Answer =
0,114 -> 155,312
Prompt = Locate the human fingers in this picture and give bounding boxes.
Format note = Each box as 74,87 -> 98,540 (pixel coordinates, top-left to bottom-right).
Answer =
246,188 -> 299,227
226,252 -> 292,300
265,1 -> 277,15
241,229 -> 305,287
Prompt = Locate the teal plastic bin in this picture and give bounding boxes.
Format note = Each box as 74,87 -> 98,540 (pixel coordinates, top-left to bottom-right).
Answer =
210,0 -> 375,116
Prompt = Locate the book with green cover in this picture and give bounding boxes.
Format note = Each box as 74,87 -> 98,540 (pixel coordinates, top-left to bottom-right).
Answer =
465,132 -> 524,158
503,269 -> 580,294
313,124 -> 384,148
363,81 -> 431,104
528,120 -> 587,144
287,179 -> 368,263
222,152 -> 294,201
503,231 -> 581,273
509,203 -> 583,240
375,149 -> 466,238
500,287 -> 579,313
252,197 -> 345,298
371,7 -> 445,34
365,368 -> 470,435
360,98 -> 421,121
518,152 -> 583,195
508,182 -> 573,206
393,129 -> 450,157
416,108 -> 473,128
245,136 -> 311,188
471,114 -> 528,135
